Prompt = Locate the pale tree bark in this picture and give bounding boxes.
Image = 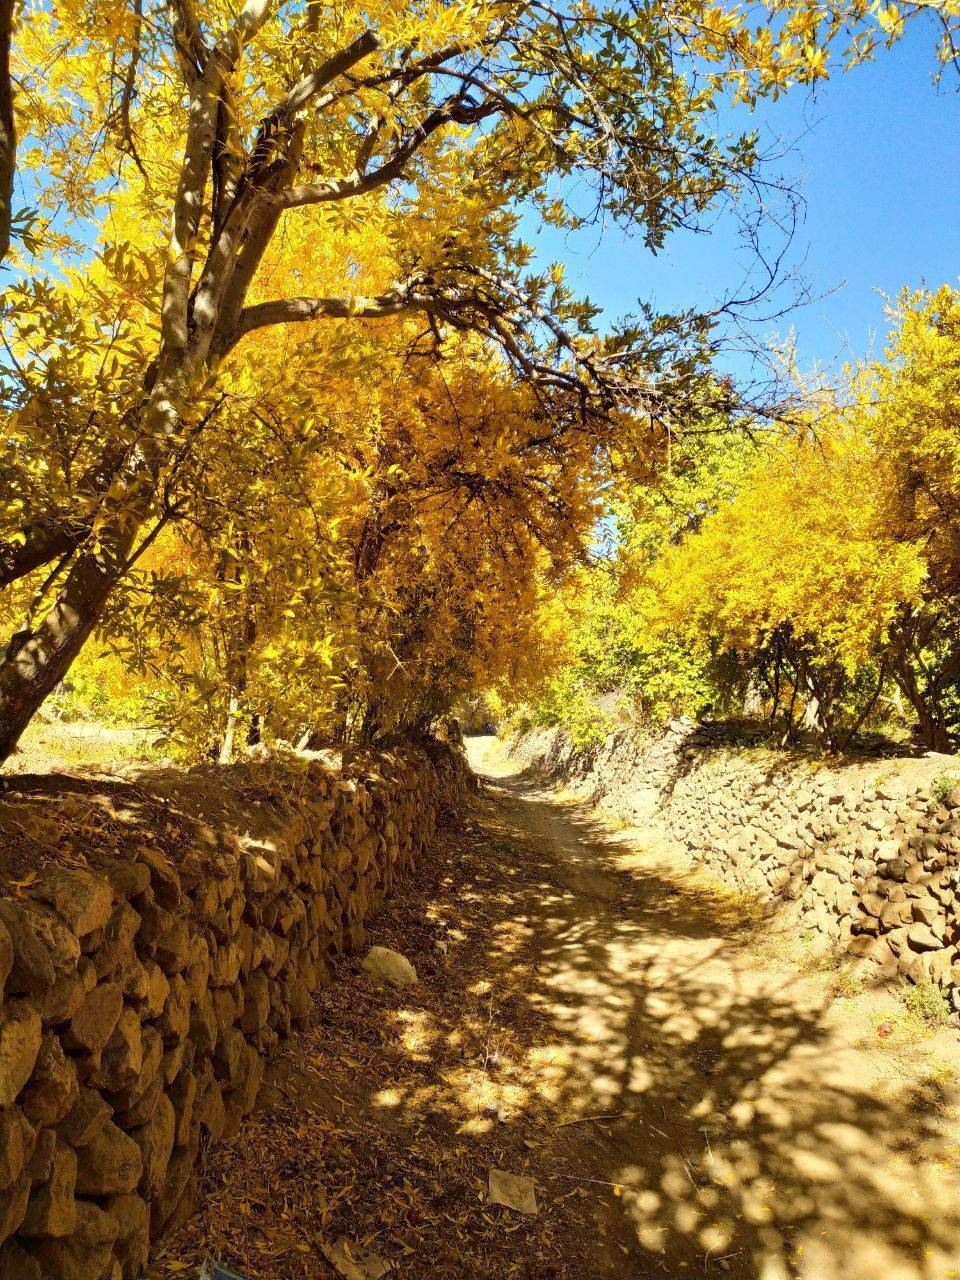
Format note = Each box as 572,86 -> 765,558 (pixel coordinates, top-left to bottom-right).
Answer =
218,696 -> 241,764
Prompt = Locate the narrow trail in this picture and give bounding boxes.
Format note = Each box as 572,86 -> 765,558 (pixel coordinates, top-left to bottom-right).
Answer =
169,740 -> 960,1280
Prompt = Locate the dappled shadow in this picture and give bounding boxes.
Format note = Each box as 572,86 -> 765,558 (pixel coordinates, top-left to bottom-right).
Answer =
467,772 -> 960,1277
0,757 -> 331,890
171,751 -> 960,1280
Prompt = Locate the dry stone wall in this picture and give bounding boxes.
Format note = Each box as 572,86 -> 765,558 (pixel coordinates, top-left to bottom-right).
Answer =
0,743 -> 467,1280
508,721 -> 960,1005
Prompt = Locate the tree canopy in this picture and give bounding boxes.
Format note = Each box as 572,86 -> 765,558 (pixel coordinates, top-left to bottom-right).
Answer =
519,286 -> 960,752
0,0 -> 956,759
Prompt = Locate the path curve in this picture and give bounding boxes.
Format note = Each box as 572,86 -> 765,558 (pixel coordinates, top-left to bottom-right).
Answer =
172,738 -> 960,1280
467,737 -> 960,1279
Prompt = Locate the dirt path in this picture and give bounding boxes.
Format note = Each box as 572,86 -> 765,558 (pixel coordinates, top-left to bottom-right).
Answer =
164,740 -> 960,1280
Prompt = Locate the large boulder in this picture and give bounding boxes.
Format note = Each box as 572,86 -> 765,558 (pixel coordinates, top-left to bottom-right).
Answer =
131,1091 -> 175,1200
29,1201 -> 119,1280
0,1000 -> 42,1107
63,983 -> 123,1061
90,1008 -> 142,1092
19,1033 -> 79,1127
361,945 -> 418,988
19,1143 -> 77,1238
0,1240 -> 41,1280
56,1088 -> 113,1150
107,1192 -> 149,1280
0,902 -> 54,994
34,868 -> 113,938
36,972 -> 87,1026
0,1109 -> 35,1192
75,1121 -> 143,1197
0,1173 -> 30,1246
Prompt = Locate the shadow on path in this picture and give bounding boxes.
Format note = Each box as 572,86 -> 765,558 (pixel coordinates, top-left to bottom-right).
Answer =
171,743 -> 960,1280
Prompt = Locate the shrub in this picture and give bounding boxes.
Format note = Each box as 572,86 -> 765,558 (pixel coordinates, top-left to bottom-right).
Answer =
904,981 -> 951,1029
931,774 -> 960,807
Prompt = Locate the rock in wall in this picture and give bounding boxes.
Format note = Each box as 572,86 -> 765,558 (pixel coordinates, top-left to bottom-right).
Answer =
0,742 -> 468,1279
508,721 -> 960,1004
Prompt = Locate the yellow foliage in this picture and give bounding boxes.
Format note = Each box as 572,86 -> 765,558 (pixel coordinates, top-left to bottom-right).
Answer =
1,0 -> 957,759
660,425 -> 928,672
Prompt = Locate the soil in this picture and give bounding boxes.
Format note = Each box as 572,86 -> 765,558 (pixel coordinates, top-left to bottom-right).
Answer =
157,737 -> 960,1280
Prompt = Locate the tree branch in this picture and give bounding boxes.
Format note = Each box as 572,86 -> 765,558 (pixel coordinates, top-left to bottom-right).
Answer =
217,0 -> 275,67
258,29 -> 381,137
167,0 -> 207,79
231,282 -> 435,343
281,97 -> 496,208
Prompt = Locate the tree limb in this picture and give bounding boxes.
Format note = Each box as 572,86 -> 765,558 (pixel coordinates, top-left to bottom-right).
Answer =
167,0 -> 207,78
281,96 -> 496,208
0,520 -> 88,592
217,0 -> 275,67
231,283 -> 436,342
257,29 -> 380,139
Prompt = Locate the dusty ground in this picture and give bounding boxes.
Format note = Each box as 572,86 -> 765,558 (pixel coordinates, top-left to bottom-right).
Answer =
5,719 -> 158,775
159,737 -> 960,1280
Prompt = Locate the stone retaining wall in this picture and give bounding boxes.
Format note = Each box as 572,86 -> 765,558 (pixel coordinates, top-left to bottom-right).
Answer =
0,742 -> 468,1279
508,722 -> 960,1005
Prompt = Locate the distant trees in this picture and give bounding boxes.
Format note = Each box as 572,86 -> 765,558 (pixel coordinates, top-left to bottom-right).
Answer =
522,287 -> 960,753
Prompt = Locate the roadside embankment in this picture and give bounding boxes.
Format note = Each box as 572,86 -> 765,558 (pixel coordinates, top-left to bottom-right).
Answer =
505,722 -> 960,1001
0,740 -> 469,1279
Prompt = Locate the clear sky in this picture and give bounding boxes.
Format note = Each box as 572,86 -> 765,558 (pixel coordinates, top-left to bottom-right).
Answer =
523,21 -> 960,380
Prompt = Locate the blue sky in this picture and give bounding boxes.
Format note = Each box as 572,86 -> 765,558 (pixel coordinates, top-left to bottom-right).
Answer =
525,22 -> 960,380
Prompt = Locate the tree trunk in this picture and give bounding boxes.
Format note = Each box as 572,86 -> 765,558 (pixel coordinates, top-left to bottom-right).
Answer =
0,376 -> 184,762
218,695 -> 240,764
888,646 -> 953,753
0,540 -> 131,760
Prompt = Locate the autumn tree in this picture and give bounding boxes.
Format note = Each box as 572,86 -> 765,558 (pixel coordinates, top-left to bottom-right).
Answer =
340,348 -> 613,742
1,0 -> 955,759
858,285 -> 960,749
656,424 -> 928,746
508,422 -> 756,744
515,284 -> 960,752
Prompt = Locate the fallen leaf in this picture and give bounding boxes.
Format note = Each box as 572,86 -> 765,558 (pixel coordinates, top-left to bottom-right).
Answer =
488,1168 -> 538,1216
321,1238 -> 393,1280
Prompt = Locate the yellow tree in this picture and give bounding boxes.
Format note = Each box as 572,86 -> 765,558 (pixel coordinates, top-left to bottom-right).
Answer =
860,285 -> 960,749
657,422 -> 928,744
0,0 -> 955,759
340,347 -> 609,739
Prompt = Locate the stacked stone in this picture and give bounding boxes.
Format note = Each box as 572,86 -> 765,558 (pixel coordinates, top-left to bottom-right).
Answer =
507,722 -> 960,1008
0,745 -> 464,1280
848,793 -> 960,999
661,761 -> 960,1003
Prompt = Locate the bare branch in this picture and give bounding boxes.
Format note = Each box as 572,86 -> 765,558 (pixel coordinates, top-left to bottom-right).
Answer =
111,0 -> 148,180
230,282 -> 435,343
160,59 -> 222,350
262,29 -> 380,129
217,0 -> 275,66
167,0 -> 207,79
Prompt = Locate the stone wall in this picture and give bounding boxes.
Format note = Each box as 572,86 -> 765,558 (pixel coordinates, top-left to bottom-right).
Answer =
508,721 -> 960,1005
0,742 -> 468,1280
